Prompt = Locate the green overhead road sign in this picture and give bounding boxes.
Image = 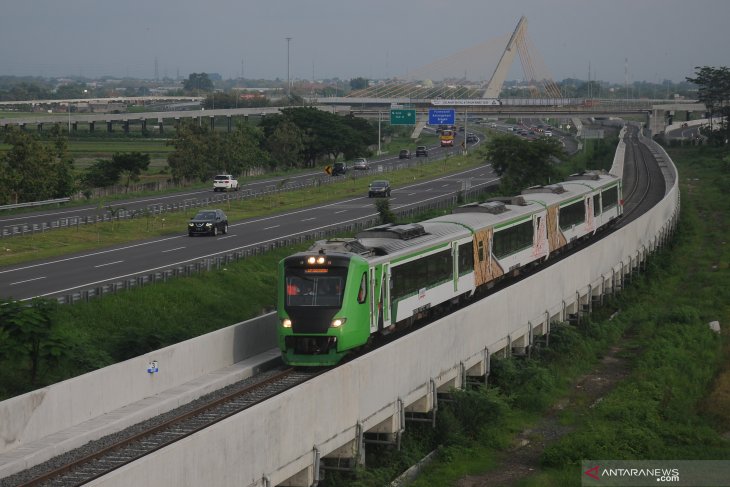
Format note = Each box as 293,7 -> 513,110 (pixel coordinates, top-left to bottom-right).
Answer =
390,109 -> 416,125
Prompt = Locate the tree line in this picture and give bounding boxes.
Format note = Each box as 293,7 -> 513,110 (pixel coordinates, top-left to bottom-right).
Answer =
166,107 -> 378,182
0,107 -> 379,204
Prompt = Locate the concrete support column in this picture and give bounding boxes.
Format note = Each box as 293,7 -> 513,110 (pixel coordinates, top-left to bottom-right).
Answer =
37,123 -> 43,133
650,108 -> 665,136
89,121 -> 95,133
141,119 -> 147,132
158,119 -> 164,134
209,116 -> 215,131
123,120 -> 129,134
106,121 -> 113,133
72,122 -> 77,132
227,115 -> 232,132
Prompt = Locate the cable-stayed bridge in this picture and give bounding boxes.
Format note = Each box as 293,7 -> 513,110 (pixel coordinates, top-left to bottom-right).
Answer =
344,16 -> 561,101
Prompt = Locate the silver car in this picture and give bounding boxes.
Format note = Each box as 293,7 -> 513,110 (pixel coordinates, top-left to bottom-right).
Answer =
353,157 -> 369,170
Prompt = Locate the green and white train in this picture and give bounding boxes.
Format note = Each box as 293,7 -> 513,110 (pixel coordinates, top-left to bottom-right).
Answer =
277,171 -> 622,366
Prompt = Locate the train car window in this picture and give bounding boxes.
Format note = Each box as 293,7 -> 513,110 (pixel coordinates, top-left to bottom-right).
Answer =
602,186 -> 618,211
593,194 -> 601,216
357,272 -> 367,304
458,242 -> 474,275
391,249 -> 453,300
477,241 -> 485,262
559,201 -> 585,230
493,220 -> 532,259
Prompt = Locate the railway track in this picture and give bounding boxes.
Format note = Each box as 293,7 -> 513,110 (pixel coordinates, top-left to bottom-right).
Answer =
5,367 -> 322,487
619,128 -> 666,224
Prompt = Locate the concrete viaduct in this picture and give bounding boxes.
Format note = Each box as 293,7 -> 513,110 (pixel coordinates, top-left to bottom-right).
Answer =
0,98 -> 707,137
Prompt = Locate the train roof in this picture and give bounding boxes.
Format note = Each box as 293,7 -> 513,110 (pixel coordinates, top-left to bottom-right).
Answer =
356,221 -> 471,260
300,171 -> 620,264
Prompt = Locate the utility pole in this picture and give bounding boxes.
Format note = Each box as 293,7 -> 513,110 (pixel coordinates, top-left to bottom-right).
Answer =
285,37 -> 292,99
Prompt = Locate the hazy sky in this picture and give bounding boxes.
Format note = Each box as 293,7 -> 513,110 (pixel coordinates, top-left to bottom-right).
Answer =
2,0 -> 729,84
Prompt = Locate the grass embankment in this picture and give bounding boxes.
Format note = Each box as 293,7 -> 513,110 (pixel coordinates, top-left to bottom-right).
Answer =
319,145 -> 730,486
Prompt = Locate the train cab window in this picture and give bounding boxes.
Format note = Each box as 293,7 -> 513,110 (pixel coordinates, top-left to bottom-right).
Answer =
357,272 -> 367,304
477,241 -> 485,262
593,194 -> 601,216
285,269 -> 347,307
602,186 -> 618,211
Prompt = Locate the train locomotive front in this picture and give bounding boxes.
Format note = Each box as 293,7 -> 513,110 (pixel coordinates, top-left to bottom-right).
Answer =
278,250 -> 371,366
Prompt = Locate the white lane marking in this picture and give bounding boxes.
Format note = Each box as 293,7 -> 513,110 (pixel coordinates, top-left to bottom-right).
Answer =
0,235 -> 186,275
264,225 -> 280,230
408,193 -> 417,196
11,276 -> 46,285
161,247 -> 186,253
4,165 -> 493,276
10,166 -> 496,286
334,210 -> 347,214
218,235 -> 235,240
94,260 -> 124,268
441,184 -> 450,187
301,217 -> 316,222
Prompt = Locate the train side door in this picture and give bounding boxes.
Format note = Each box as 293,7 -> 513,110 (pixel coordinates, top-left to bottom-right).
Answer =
381,263 -> 391,328
452,241 -> 459,292
584,195 -> 595,233
369,267 -> 378,333
532,213 -> 548,258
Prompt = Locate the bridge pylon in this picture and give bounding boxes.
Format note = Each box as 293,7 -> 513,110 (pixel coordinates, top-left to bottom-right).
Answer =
483,16 -> 562,99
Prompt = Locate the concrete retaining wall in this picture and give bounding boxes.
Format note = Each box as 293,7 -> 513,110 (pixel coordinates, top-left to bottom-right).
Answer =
0,314 -> 278,455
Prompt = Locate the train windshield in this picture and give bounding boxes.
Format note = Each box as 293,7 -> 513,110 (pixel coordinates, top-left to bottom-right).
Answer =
285,268 -> 347,308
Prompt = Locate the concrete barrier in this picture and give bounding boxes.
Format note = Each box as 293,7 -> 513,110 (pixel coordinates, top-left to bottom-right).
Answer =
0,313 -> 278,457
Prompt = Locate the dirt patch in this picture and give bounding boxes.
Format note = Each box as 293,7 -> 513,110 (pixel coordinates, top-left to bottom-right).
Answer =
456,346 -> 632,487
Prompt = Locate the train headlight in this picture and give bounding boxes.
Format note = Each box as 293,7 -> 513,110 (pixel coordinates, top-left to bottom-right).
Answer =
205,223 -> 212,227
330,318 -> 347,328
307,256 -> 316,264
317,256 -> 326,264
282,318 -> 292,328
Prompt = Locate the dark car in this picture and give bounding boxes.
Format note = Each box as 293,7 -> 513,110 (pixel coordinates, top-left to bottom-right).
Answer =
415,146 -> 428,157
398,149 -> 412,159
466,133 -> 478,143
188,209 -> 228,236
368,180 -> 391,198
332,161 -> 347,176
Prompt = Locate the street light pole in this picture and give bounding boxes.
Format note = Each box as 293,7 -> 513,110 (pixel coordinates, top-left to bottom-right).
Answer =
285,37 -> 292,99
378,111 -> 382,155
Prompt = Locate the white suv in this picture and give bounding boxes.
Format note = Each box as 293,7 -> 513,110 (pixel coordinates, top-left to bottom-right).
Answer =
213,174 -> 239,192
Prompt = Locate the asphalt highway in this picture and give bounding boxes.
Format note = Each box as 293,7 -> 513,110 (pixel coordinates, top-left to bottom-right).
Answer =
0,163 -> 499,300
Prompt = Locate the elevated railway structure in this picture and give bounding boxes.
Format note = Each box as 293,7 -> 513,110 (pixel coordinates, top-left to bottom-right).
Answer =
0,125 -> 680,487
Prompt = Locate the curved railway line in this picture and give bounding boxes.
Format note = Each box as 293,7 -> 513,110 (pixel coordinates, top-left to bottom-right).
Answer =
1,125 -> 670,487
